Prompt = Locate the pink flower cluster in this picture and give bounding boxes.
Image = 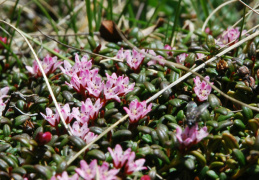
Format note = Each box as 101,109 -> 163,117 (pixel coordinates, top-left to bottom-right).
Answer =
26,55 -> 62,77
51,171 -> 79,180
117,48 -> 145,71
0,87 -> 9,116
193,76 -> 213,102
41,103 -> 73,127
123,99 -> 152,124
217,27 -> 245,47
76,159 -> 119,180
41,98 -> 102,144
62,54 -> 134,102
108,144 -> 146,175
176,124 -> 208,150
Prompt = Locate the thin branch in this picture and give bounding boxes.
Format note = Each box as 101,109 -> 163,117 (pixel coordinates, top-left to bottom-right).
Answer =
238,0 -> 259,15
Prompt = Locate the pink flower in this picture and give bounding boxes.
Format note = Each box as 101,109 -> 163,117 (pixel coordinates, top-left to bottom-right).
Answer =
116,76 -> 135,96
41,108 -> 59,127
83,132 -> 98,144
76,160 -> 119,180
61,104 -> 74,124
41,104 -> 73,126
82,98 -> 103,120
72,107 -> 90,124
147,50 -> 165,66
108,144 -> 132,168
126,49 -> 145,71
175,124 -> 208,150
26,55 -> 62,77
69,121 -> 89,138
105,73 -> 135,98
86,76 -> 104,98
60,54 -> 92,76
193,76 -> 213,101
76,160 -> 97,180
125,152 -> 146,174
196,53 -> 205,60
0,37 -> 7,49
217,27 -> 245,47
176,53 -> 188,64
0,86 -> 9,100
104,80 -> 120,102
98,162 -> 119,180
123,99 -> 152,123
108,144 -> 146,175
116,48 -> 131,60
51,171 -> 79,180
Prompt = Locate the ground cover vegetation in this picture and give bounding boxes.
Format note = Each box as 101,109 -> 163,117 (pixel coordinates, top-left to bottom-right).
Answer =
0,0 -> 259,179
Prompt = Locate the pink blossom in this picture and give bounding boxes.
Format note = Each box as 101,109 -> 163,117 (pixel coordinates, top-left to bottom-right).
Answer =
147,50 -> 165,66
196,53 -> 205,60
66,73 -> 88,96
41,108 -> 59,127
108,144 -> 132,168
61,104 -> 74,124
0,87 -> 9,100
175,124 -> 208,150
71,107 -> 90,124
217,27 -> 245,47
26,55 -> 62,77
0,37 -> 7,49
116,48 -> 131,60
106,73 -> 135,97
98,162 -> 119,180
104,80 -> 121,102
69,121 -> 89,138
116,76 -> 135,96
176,53 -> 188,64
41,104 -> 73,126
123,99 -> 152,123
108,144 -> 146,175
193,76 -> 213,101
51,171 -> 79,180
76,160 -> 97,180
82,98 -> 103,120
83,132 -> 98,144
86,76 -> 104,98
125,151 -> 146,174
0,102 -> 6,116
126,49 -> 145,71
60,54 -> 92,76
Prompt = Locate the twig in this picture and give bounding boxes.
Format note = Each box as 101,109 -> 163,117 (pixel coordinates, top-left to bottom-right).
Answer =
238,0 -> 259,15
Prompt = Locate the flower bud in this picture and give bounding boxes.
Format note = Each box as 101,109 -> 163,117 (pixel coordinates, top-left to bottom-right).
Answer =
35,132 -> 52,146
